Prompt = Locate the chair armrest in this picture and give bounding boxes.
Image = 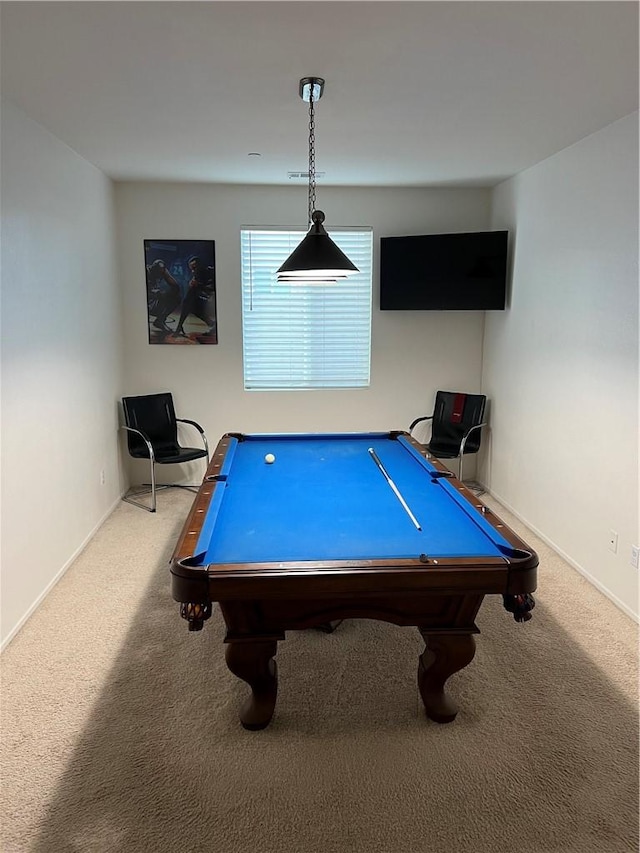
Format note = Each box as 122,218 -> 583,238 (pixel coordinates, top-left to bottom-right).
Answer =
409,414 -> 433,434
177,417 -> 205,434
121,425 -> 155,461
459,422 -> 487,456
176,418 -> 210,460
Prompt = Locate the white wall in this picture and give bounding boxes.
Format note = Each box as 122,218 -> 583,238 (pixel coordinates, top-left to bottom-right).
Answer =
2,103 -> 636,644
115,183 -> 492,484
1,101 -> 124,646
483,112 -> 639,618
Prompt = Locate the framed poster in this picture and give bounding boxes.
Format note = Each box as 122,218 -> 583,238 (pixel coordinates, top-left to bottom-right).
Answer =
144,239 -> 217,345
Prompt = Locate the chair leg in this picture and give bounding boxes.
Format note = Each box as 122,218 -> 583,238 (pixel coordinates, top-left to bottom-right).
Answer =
457,454 -> 485,495
122,459 -> 158,512
122,455 -> 208,512
149,457 -> 157,512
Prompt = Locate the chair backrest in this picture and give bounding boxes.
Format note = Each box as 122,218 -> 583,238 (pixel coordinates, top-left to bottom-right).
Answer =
429,391 -> 486,456
122,393 -> 179,458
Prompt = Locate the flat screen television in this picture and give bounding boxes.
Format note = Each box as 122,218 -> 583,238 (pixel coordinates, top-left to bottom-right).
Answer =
379,230 -> 508,310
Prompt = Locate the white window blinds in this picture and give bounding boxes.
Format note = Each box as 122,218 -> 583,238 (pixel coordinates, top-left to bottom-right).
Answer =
241,228 -> 373,390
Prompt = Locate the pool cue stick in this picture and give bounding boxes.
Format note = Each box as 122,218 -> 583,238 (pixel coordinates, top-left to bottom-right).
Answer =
368,447 -> 422,531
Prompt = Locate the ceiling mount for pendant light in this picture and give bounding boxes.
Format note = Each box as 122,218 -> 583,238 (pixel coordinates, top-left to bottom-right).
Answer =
277,77 -> 359,283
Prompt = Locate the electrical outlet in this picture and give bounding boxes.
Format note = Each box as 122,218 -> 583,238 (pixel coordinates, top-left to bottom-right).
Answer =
608,530 -> 618,553
631,546 -> 639,569
100,470 -> 106,486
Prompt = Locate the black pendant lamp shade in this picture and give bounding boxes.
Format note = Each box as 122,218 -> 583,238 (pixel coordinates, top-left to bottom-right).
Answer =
277,78 -> 359,283
276,211 -> 359,281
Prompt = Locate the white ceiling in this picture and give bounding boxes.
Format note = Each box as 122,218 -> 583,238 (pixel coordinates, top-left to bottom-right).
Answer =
1,1 -> 637,187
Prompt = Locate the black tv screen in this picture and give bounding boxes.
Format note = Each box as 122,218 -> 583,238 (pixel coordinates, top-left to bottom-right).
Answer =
379,230 -> 508,310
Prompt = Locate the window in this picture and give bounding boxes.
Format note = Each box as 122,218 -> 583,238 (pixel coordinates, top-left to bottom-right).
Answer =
241,227 -> 373,390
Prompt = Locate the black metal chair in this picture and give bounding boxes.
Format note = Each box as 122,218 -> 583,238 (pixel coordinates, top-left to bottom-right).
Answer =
409,391 -> 487,484
121,393 -> 209,512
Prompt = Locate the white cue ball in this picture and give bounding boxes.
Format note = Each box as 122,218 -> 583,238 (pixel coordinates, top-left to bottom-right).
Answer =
264,453 -> 276,464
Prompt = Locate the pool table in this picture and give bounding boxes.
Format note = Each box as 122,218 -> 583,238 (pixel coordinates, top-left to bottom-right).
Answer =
171,431 -> 537,730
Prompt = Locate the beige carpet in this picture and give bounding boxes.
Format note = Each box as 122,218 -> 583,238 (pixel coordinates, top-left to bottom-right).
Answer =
1,489 -> 638,853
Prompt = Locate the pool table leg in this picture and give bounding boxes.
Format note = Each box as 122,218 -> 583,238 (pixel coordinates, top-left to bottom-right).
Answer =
225,640 -> 279,730
417,631 -> 476,723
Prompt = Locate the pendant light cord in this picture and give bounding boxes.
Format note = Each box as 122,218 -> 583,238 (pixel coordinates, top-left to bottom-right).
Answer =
307,84 -> 316,227
276,76 -> 358,281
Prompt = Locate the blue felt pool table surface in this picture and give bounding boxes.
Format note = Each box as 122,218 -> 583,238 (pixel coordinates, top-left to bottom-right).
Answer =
194,432 -> 515,566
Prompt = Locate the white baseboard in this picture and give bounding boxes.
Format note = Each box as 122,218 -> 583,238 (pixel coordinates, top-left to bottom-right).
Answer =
485,486 -> 639,624
1,494 -> 123,652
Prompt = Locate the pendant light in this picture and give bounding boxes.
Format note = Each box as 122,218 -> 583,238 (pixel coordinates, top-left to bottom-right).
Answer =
277,77 -> 359,283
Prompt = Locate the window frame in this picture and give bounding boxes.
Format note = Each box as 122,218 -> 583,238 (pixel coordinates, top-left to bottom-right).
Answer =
240,225 -> 373,392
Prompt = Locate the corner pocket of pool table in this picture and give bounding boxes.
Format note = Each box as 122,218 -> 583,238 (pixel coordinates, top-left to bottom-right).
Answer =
497,546 -> 534,561
171,557 -> 213,631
